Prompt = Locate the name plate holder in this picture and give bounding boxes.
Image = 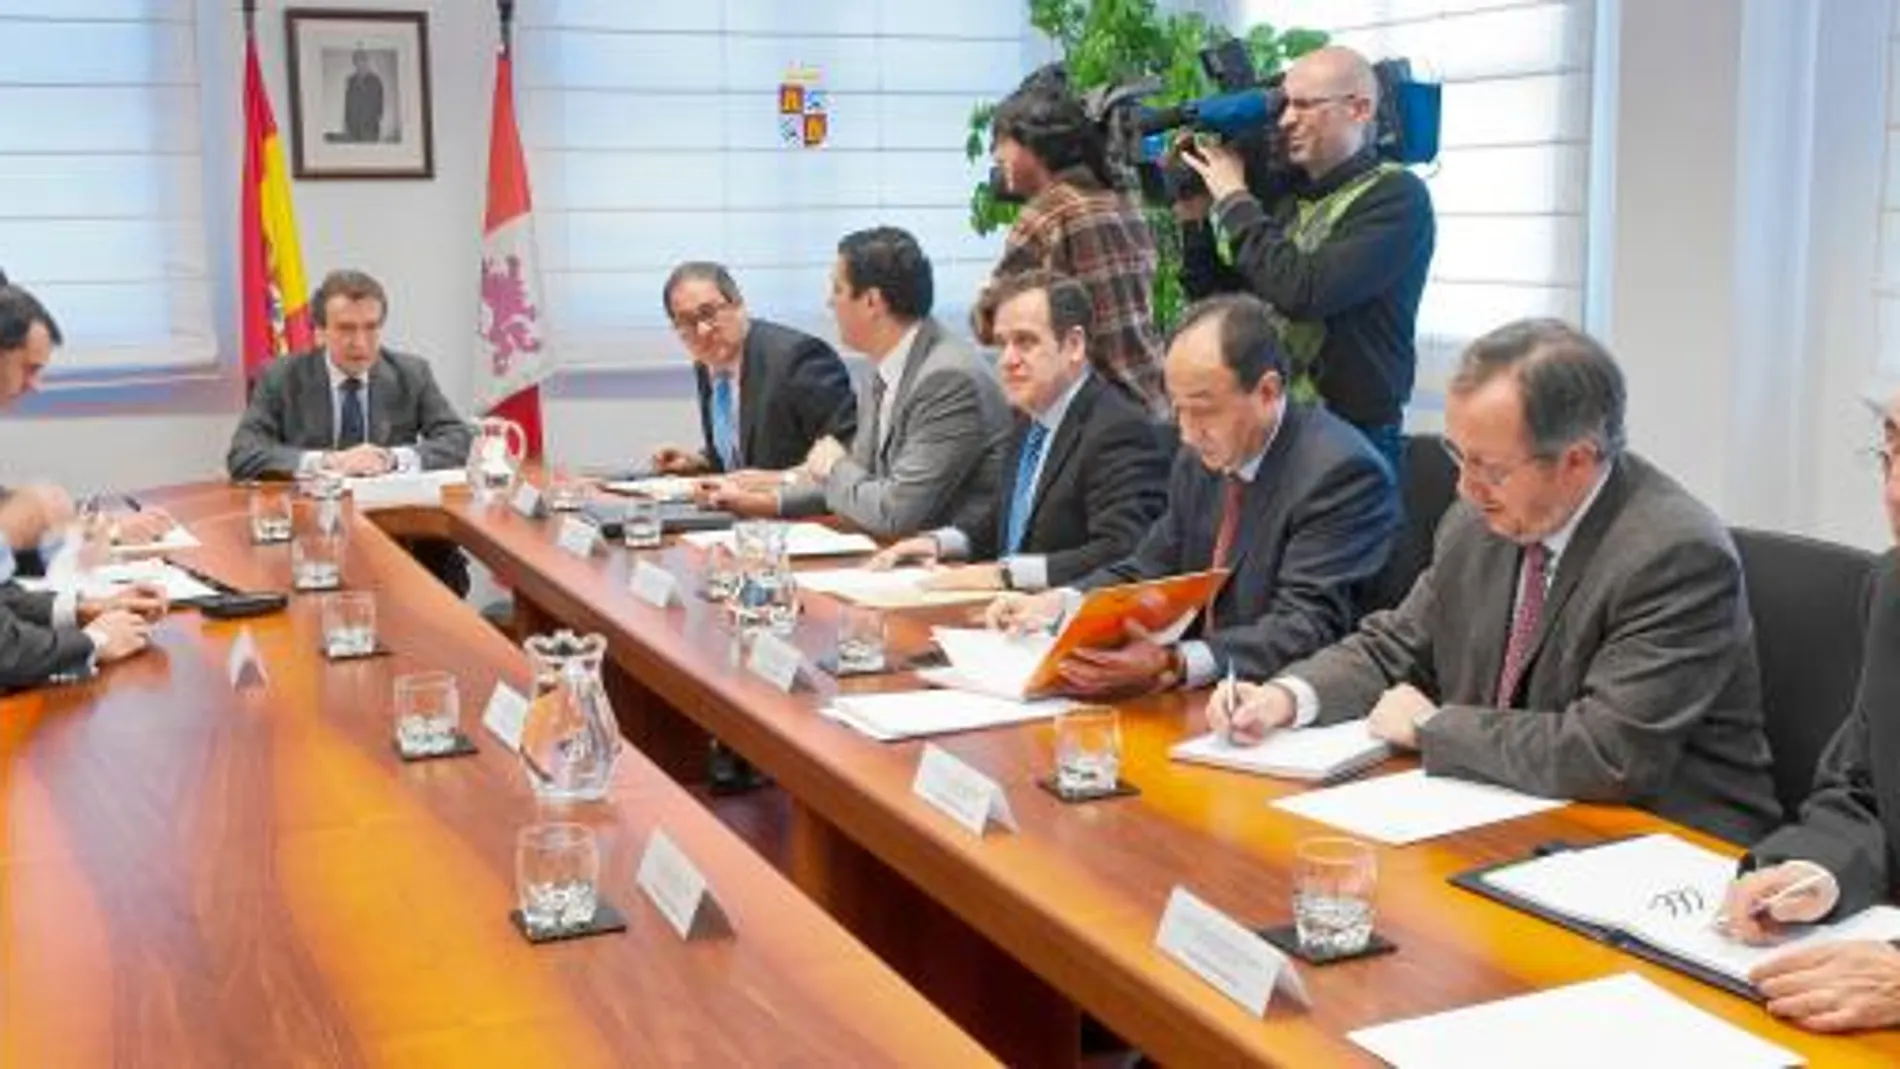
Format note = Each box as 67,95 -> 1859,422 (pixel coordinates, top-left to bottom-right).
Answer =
912,743 -> 1018,837
1154,886 -> 1309,1017
481,682 -> 531,752
635,828 -> 731,941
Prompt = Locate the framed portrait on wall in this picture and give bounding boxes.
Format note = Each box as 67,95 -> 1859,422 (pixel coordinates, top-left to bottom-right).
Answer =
284,9 -> 435,180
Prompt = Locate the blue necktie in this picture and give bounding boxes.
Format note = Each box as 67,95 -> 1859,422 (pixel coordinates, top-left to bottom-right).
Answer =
710,374 -> 739,470
338,377 -> 366,449
1005,421 -> 1049,555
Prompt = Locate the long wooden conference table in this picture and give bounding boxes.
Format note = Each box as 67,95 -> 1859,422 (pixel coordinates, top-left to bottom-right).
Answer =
0,483 -> 992,1067
10,478 -> 1900,1066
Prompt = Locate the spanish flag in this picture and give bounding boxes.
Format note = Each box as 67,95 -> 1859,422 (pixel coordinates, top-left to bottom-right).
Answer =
240,25 -> 312,379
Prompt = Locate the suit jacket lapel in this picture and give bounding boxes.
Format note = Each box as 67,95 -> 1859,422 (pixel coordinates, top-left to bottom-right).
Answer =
1020,377 -> 1095,537
1213,403 -> 1303,583
301,355 -> 337,449
368,353 -> 400,446
1472,535 -> 1521,704
736,330 -> 766,465
878,318 -> 939,471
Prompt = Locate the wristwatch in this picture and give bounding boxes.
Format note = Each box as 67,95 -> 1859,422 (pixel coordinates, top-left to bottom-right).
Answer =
1156,646 -> 1187,690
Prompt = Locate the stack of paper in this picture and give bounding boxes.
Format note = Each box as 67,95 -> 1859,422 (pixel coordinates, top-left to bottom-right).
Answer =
18,559 -> 221,603
824,688 -> 1074,741
108,524 -> 201,557
602,475 -> 698,502
345,469 -> 467,509
1480,833 -> 1900,987
1348,973 -> 1802,1069
1170,720 -> 1390,782
1271,769 -> 1566,844
920,627 -> 1055,700
682,524 -> 878,558
797,567 -> 997,608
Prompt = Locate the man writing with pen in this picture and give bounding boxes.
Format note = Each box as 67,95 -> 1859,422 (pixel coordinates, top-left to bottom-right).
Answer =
1712,390 -> 1900,1033
0,284 -> 165,688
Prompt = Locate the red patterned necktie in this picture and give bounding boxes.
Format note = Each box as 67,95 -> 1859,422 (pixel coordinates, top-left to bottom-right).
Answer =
1495,542 -> 1550,707
1205,475 -> 1245,630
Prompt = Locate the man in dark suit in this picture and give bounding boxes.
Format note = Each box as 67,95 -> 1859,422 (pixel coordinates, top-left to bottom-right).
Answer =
719,227 -> 1011,540
988,292 -> 1399,698
1718,393 -> 1900,1033
867,269 -> 1167,590
227,269 -> 475,595
648,261 -> 856,477
0,284 -> 160,688
1216,319 -> 1782,846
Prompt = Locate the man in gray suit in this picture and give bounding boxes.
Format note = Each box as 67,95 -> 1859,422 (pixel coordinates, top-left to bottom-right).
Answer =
1215,319 -> 1781,845
713,227 -> 1010,539
227,269 -> 475,594
0,284 -> 160,688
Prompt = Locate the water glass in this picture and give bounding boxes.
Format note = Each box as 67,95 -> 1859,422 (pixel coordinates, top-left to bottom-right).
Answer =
321,591 -> 377,658
393,670 -> 460,756
700,542 -> 739,602
728,521 -> 798,635
291,532 -> 343,590
835,604 -> 887,674
621,498 -> 664,549
249,484 -> 293,544
515,822 -> 601,936
1293,836 -> 1378,958
544,465 -> 586,512
1054,706 -> 1123,796
298,469 -> 346,535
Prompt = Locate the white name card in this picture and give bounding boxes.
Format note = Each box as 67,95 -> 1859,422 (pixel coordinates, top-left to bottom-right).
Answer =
227,626 -> 268,689
350,474 -> 441,511
630,560 -> 680,608
912,743 -> 1018,837
555,516 -> 600,558
635,828 -> 730,940
481,683 -> 530,752
1154,886 -> 1308,1017
510,481 -> 542,518
745,632 -> 805,692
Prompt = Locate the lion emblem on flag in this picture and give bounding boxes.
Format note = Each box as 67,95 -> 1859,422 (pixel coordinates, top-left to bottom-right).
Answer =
480,253 -> 542,377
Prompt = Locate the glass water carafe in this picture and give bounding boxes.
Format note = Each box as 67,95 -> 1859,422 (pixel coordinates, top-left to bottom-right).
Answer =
727,520 -> 800,635
519,630 -> 621,803
467,416 -> 527,502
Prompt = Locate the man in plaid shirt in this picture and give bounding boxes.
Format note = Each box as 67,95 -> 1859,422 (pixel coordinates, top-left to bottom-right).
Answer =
976,84 -> 1168,417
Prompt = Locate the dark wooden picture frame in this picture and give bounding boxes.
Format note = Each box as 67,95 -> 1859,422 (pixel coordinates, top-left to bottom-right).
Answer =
284,8 -> 435,180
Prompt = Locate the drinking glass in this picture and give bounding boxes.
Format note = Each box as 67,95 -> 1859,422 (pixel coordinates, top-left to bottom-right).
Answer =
1293,836 -> 1378,957
835,604 -> 887,674
515,822 -> 601,936
249,484 -> 293,544
1054,706 -> 1123,796
291,532 -> 343,591
321,591 -> 377,658
393,670 -> 460,756
621,498 -> 664,549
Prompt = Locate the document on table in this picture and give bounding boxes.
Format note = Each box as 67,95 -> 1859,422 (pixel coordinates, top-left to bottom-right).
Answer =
921,628 -> 1055,700
18,559 -> 222,603
1271,769 -> 1566,845
824,688 -> 1075,742
681,524 -> 878,558
796,567 -> 997,608
1348,973 -> 1803,1069
343,468 -> 468,493
602,475 -> 698,502
108,524 -> 202,556
1170,720 -> 1391,782
1478,832 -> 1900,988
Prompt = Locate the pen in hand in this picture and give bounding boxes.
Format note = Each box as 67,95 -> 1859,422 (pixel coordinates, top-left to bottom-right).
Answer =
1216,662 -> 1238,743
1749,870 -> 1830,920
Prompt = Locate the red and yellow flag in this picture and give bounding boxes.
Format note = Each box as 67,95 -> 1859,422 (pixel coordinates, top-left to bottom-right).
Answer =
240,28 -> 312,379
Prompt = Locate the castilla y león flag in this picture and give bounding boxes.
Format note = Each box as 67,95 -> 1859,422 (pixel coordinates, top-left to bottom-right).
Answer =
240,26 -> 312,379
475,34 -> 549,458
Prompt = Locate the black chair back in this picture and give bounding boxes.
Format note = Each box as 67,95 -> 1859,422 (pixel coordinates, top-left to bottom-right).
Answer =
1365,432 -> 1461,612
1733,527 -> 1877,815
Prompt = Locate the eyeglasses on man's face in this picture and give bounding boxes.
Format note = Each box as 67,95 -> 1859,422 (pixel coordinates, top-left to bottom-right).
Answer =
670,300 -> 732,335
1439,437 -> 1553,489
1282,93 -> 1360,115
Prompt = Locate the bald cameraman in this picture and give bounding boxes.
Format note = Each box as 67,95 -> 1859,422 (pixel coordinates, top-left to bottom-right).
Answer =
1176,45 -> 1434,475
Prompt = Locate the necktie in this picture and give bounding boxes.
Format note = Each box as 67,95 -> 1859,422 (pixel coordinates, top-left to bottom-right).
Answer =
338,377 -> 366,449
1205,474 -> 1246,630
1495,542 -> 1551,707
710,373 -> 739,470
865,373 -> 890,468
1004,421 -> 1050,555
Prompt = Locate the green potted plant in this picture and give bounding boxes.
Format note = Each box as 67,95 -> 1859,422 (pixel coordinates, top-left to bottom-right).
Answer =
965,0 -> 1328,330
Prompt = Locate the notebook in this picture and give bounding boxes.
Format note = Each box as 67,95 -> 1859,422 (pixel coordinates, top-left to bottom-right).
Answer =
1170,720 -> 1390,782
824,689 -> 1074,741
1460,832 -> 1900,997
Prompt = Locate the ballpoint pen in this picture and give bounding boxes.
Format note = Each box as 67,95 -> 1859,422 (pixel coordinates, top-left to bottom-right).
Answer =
1218,661 -> 1238,743
1749,870 -> 1831,919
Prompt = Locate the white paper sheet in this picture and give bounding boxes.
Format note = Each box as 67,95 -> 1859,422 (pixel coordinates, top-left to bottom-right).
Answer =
795,566 -> 997,608
682,523 -> 878,558
107,524 -> 201,556
1348,973 -> 1802,1069
1271,769 -> 1566,845
825,688 -> 1073,741
922,627 -> 1055,700
343,468 -> 467,493
1170,721 -> 1391,782
602,475 -> 698,502
19,559 -> 220,603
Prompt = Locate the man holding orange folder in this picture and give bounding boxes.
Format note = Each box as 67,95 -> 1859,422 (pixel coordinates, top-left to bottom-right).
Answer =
988,293 -> 1399,698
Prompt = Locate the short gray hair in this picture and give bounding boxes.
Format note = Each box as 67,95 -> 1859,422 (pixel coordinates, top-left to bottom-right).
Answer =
1450,318 -> 1627,460
661,261 -> 742,315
